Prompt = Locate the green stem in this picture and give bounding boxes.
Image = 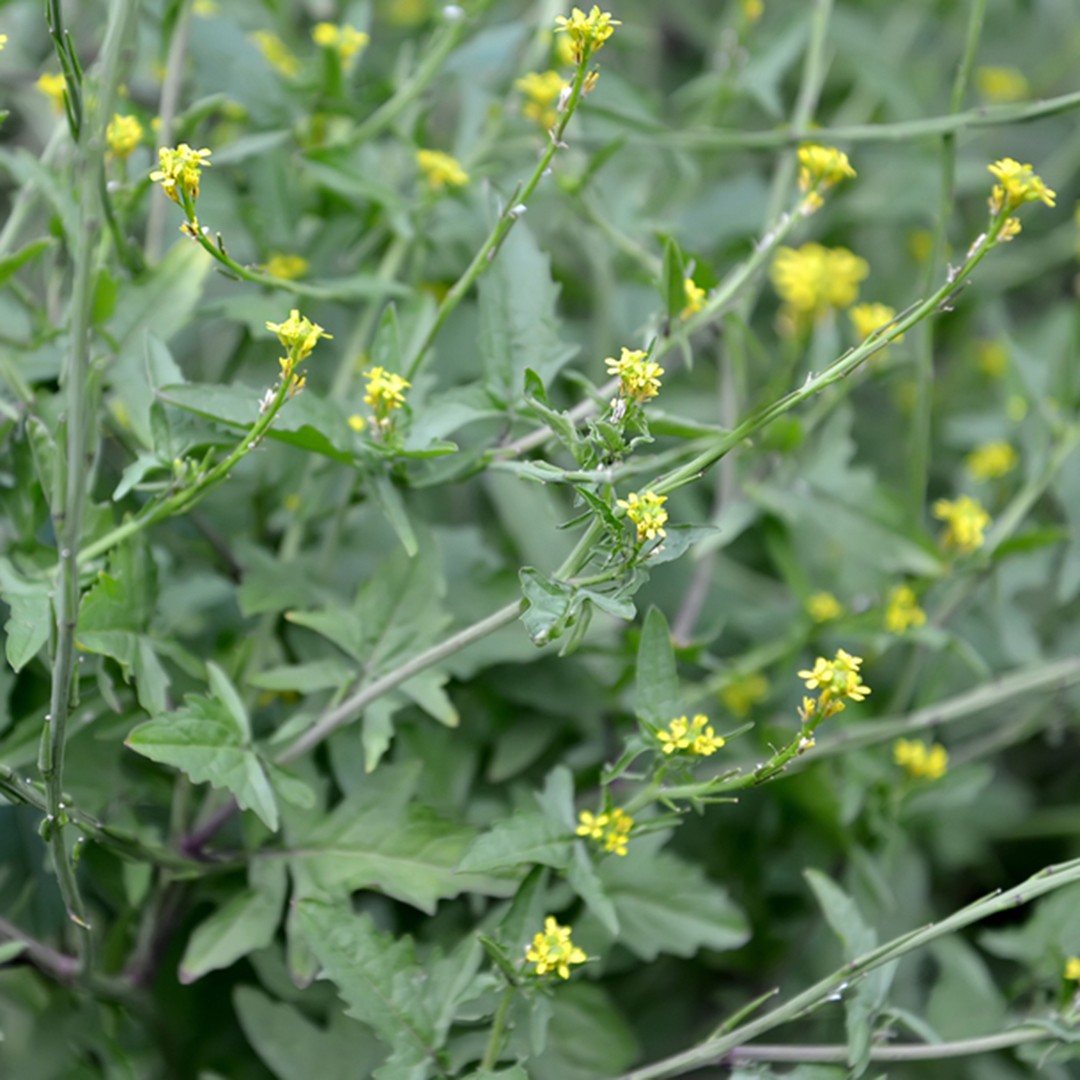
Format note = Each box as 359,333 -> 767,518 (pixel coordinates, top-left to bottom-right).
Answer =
727,1027 -> 1056,1064
78,375 -> 293,566
481,985 -> 517,1071
40,0 -> 137,938
909,0 -> 987,515
616,856 -> 1080,1079
615,88 -> 1080,150
403,47 -> 596,381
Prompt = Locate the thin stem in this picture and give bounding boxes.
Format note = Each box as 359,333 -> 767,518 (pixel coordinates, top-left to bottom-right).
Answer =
728,1027 -> 1054,1064
78,376 -> 293,566
145,0 -> 192,262
603,88 -> 1080,150
480,986 -> 517,1071
909,0 -> 987,515
403,46 -> 597,381
616,856 -> 1080,1079
40,0 -> 138,937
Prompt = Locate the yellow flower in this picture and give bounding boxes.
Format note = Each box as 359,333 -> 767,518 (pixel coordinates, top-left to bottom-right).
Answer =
416,148 -> 469,191
251,31 -> 300,78
933,495 -> 991,554
363,365 -> 411,422
577,808 -> 633,855
975,66 -> 1029,104
617,490 -> 668,542
807,591 -> 843,623
657,715 -> 724,757
720,672 -> 769,718
515,70 -> 565,129
605,347 -> 663,404
893,738 -> 948,781
976,341 -> 1008,378
965,441 -> 1017,481
106,114 -> 144,160
525,916 -> 587,979
741,0 -> 764,21
0,34 -> 8,51
1065,957 -> 1080,982
348,414 -> 366,433
987,157 -> 1055,214
850,302 -> 902,344
554,5 -> 620,64
799,649 -> 870,713
884,585 -> 926,634
312,23 -> 370,67
576,810 -> 607,840
681,277 -> 706,319
266,309 -> 332,362
771,243 -> 869,321
36,72 -> 67,113
263,253 -> 309,280
149,144 -> 212,205
797,144 -> 856,194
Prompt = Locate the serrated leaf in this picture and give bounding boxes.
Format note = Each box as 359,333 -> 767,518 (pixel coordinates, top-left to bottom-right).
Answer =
458,812 -> 572,874
519,568 -> 576,646
0,558 -> 51,672
127,693 -> 279,831
636,607 -> 679,726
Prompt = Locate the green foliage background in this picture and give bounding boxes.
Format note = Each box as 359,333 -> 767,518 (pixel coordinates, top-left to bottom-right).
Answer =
1,1 -> 1079,1078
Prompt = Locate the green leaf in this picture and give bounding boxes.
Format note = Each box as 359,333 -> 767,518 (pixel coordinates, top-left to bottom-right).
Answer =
636,606 -> 679,726
597,838 -> 749,960
645,524 -> 721,566
127,693 -> 279,831
179,861 -> 286,983
294,900 -> 437,1074
519,568 -> 577,646
235,986 -> 387,1080
289,763 -> 512,913
477,223 -> 577,397
0,237 -> 53,289
0,558 -> 51,672
529,983 -> 638,1080
371,472 -> 418,557
458,812 -> 572,874
661,235 -> 688,323
249,657 -> 355,693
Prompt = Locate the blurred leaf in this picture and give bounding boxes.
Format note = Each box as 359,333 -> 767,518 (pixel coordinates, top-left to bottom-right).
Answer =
458,812 -> 572,874
0,558 -> 51,672
0,237 -> 53,289
636,607 -> 679,727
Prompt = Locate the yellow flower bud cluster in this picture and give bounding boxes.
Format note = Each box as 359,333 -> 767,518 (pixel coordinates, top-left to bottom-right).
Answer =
416,149 -> 469,191
771,243 -> 869,322
516,70 -> 566,130
525,916 -> 587,979
149,144 -> 212,205
656,714 -> 725,757
933,495 -> 991,554
617,490 -> 668,543
798,649 -> 870,723
554,5 -> 620,65
266,309 -> 332,396
363,366 -> 411,433
576,807 -> 634,856
106,114 -> 144,160
893,738 -> 948,781
965,441 -> 1017,480
884,585 -> 926,634
312,23 -> 370,68
605,347 -> 664,404
797,143 -> 856,212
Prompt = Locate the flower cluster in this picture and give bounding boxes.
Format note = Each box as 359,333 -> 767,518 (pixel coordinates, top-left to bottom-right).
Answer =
149,144 -> 212,206
771,243 -> 869,324
312,22 -> 369,68
617,490 -> 667,542
606,347 -> 664,404
554,6 -> 620,64
798,648 -> 870,723
263,253 -> 309,281
933,495 -> 991,554
681,277 -> 706,319
251,31 -> 300,78
106,114 -> 144,160
416,148 -> 469,191
987,158 -> 1056,214
965,441 -> 1017,480
850,302 -> 902,344
363,366 -> 411,431
893,738 -> 948,781
516,70 -> 566,129
266,309 -> 332,396
720,672 -> 769,718
797,143 -> 855,212
657,714 -> 725,757
576,807 -> 634,856
807,591 -> 843,623
976,67 -> 1029,104
525,916 -> 587,979
885,585 -> 926,634
36,72 -> 67,113
1066,957 -> 1080,982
